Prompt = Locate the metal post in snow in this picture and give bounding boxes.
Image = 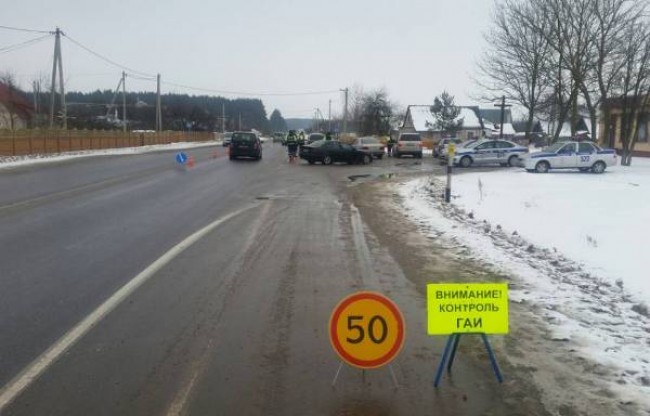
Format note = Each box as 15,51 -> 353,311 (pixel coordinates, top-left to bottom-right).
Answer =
445,144 -> 455,203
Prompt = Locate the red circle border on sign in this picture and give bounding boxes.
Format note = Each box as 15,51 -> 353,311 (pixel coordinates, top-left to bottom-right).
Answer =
329,291 -> 405,369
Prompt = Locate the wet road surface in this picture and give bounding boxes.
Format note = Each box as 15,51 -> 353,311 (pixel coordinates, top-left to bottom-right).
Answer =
0,144 -> 548,415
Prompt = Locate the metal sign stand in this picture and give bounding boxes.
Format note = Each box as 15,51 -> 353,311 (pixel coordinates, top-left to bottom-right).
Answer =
433,333 -> 503,388
331,361 -> 400,389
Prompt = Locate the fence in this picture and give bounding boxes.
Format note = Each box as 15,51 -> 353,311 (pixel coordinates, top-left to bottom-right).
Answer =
0,130 -> 217,156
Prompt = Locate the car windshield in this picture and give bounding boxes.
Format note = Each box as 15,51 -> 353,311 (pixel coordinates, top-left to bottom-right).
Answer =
545,142 -> 569,153
309,134 -> 324,140
361,137 -> 379,144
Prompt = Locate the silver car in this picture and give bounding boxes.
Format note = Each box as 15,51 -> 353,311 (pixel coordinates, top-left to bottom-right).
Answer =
352,137 -> 385,159
393,133 -> 423,158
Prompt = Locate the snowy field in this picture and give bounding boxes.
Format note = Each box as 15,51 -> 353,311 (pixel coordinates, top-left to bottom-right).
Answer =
0,141 -> 222,169
400,159 -> 650,411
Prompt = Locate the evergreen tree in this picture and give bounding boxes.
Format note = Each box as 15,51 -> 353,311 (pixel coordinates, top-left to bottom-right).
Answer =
430,91 -> 462,134
269,109 -> 288,132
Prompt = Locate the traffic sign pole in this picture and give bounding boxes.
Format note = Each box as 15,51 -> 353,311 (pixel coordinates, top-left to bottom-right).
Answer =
445,144 -> 455,203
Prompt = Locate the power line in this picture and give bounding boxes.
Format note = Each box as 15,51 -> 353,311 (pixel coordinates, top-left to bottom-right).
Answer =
0,33 -> 52,55
62,33 -> 156,79
0,24 -> 51,34
161,80 -> 340,97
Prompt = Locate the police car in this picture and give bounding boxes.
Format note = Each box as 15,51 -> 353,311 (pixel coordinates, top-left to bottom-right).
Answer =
523,141 -> 617,174
451,139 -> 528,167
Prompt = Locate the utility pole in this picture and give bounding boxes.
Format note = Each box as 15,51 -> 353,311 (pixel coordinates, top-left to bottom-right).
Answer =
340,88 -> 349,134
49,27 -> 66,129
222,103 -> 225,132
238,113 -> 242,131
155,74 -> 162,132
494,95 -> 512,140
122,71 -> 127,133
32,81 -> 39,115
328,99 -> 332,132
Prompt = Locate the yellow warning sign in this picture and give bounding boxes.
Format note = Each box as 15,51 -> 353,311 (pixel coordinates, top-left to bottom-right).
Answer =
447,143 -> 456,157
427,283 -> 508,335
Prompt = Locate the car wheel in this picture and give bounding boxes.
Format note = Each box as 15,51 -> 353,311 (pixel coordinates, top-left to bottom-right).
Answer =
460,156 -> 473,168
535,161 -> 550,173
308,160 -> 315,165
591,161 -> 606,174
322,155 -> 333,165
416,153 -> 423,159
362,154 -> 372,165
377,154 -> 383,160
508,155 -> 519,167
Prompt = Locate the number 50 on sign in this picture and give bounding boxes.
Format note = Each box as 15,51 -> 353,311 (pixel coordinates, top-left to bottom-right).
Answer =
329,292 -> 405,369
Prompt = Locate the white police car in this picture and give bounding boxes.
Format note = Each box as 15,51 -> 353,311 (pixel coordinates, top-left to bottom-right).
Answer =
452,139 -> 528,168
524,141 -> 617,174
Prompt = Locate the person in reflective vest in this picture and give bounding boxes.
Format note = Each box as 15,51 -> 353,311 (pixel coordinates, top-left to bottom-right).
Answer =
386,137 -> 395,156
286,131 -> 298,161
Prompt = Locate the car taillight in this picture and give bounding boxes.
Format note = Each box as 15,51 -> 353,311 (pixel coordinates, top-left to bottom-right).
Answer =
398,143 -> 403,147
362,146 -> 369,150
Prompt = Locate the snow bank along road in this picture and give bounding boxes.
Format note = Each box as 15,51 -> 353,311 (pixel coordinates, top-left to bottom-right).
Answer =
401,162 -> 650,415
0,143 -> 551,415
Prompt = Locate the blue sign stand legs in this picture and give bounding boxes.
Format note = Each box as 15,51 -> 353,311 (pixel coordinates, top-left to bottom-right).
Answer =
433,333 -> 503,388
434,334 -> 457,388
481,333 -> 504,383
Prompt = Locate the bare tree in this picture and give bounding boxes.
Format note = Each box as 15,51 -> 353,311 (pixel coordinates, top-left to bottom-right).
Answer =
615,22 -> 650,165
0,72 -> 21,130
477,0 -> 552,139
590,0 -> 646,146
359,89 -> 393,136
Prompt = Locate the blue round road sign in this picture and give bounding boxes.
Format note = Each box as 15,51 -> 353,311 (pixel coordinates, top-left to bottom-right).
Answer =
176,152 -> 188,165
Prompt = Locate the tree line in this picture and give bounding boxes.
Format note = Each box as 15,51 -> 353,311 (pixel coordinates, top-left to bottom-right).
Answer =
25,88 -> 274,133
479,0 -> 650,165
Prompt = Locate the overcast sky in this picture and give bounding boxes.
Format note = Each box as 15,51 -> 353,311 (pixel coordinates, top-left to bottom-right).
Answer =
3,0 -> 496,120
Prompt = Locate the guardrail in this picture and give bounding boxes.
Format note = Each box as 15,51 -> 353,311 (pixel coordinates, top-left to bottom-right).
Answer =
0,130 -> 218,156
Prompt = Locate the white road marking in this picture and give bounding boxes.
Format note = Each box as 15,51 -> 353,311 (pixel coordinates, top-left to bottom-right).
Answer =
0,202 -> 261,412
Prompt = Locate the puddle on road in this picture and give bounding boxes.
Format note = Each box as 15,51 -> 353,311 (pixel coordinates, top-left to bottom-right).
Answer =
348,173 -> 399,182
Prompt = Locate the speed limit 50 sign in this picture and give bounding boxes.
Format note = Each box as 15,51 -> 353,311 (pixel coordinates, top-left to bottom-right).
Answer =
329,292 -> 405,369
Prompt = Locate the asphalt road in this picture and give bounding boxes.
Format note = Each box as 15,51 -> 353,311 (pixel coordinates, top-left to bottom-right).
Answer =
0,143 -> 543,415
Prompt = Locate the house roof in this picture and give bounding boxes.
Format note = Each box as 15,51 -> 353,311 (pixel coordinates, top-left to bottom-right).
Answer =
479,108 -> 512,124
405,105 -> 483,132
0,82 -> 34,121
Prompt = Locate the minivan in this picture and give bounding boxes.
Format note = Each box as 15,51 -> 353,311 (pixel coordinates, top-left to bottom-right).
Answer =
229,132 -> 262,161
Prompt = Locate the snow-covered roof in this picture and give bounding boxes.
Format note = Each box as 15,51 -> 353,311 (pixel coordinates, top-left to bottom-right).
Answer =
409,106 -> 437,131
458,107 -> 482,129
406,105 -> 483,131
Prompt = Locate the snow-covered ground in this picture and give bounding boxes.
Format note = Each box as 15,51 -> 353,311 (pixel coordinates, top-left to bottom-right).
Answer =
0,141 -> 222,169
400,160 -> 650,412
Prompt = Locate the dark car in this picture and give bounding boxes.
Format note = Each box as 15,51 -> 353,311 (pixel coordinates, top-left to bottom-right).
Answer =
299,140 -> 373,165
229,132 -> 262,161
